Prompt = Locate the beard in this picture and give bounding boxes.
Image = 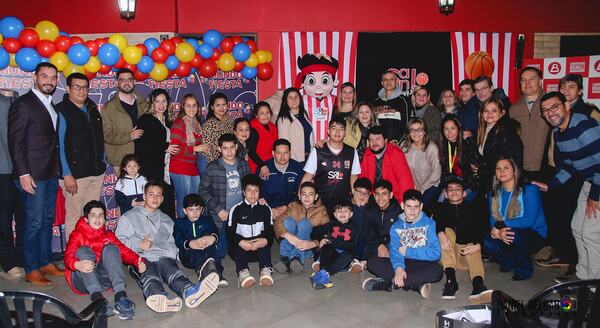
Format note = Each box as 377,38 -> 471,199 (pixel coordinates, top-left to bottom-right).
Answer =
371,145 -> 385,155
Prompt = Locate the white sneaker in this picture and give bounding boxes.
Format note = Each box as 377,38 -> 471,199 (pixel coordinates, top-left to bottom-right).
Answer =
259,267 -> 274,287
312,260 -> 320,273
419,283 -> 432,299
146,292 -> 183,313
238,269 -> 255,289
348,259 -> 364,273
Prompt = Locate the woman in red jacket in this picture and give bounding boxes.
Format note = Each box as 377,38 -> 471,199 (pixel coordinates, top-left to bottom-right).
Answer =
169,94 -> 206,219
64,201 -> 145,320
249,101 -> 279,178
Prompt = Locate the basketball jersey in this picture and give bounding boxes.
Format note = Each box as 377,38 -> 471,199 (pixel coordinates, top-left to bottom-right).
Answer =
304,95 -> 334,142
313,144 -> 356,208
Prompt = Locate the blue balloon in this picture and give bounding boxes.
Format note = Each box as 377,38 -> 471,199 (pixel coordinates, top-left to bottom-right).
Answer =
241,66 -> 257,80
232,43 -> 251,62
185,39 -> 199,52
40,57 -> 49,63
97,44 -> 120,66
191,67 -> 197,74
15,48 -> 41,72
0,48 -> 10,70
203,30 -> 222,48
59,31 -> 71,38
165,55 -> 179,70
143,38 -> 160,55
137,55 -> 154,74
67,44 -> 91,66
198,43 -> 213,59
0,16 -> 24,39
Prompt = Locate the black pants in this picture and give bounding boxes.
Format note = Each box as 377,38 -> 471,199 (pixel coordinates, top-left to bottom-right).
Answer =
232,243 -> 272,274
179,244 -> 223,274
319,244 -> 353,276
367,257 -> 443,289
0,174 -> 24,272
543,177 -> 582,265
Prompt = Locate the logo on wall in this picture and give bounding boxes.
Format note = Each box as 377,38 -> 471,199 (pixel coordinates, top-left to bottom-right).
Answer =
386,67 -> 429,95
548,62 -> 562,74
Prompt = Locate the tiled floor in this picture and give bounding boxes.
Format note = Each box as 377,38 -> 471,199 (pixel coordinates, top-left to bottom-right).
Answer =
0,252 -> 565,327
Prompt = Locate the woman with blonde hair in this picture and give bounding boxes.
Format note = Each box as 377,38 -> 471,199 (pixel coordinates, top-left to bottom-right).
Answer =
344,101 -> 378,160
333,82 -> 357,121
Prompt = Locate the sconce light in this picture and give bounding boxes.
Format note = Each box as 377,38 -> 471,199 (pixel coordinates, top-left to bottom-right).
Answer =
118,0 -> 136,20
439,0 -> 455,15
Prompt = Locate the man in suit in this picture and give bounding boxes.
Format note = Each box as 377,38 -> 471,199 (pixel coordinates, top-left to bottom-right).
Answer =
8,62 -> 65,286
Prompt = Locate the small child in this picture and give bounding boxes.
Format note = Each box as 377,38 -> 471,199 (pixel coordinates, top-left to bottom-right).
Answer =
115,154 -> 147,215
310,199 -> 359,290
228,174 -> 275,289
64,201 -> 144,320
173,193 -> 223,287
433,177 -> 491,302
116,180 -> 217,313
362,189 -> 443,299
273,181 -> 329,274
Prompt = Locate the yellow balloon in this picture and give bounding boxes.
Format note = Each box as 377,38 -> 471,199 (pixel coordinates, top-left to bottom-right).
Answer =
9,54 -> 17,67
245,54 -> 258,68
35,20 -> 59,41
108,34 -> 128,53
264,50 -> 272,63
255,50 -> 268,64
123,46 -> 142,65
84,56 -> 101,73
63,62 -> 84,77
149,63 -> 168,81
175,42 -> 195,63
217,53 -> 235,72
50,52 -> 69,71
0,34 -> 3,45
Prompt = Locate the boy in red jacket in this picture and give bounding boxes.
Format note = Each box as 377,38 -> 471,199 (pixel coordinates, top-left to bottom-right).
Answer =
65,200 -> 146,320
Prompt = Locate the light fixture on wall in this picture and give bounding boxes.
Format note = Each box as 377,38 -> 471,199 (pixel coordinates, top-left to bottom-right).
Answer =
438,0 -> 455,15
118,0 -> 136,20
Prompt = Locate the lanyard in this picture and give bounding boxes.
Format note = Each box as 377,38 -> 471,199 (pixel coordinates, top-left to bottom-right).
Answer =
447,142 -> 457,173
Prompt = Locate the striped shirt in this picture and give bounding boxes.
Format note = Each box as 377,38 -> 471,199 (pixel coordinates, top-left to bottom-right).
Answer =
303,95 -> 334,142
549,113 -> 600,201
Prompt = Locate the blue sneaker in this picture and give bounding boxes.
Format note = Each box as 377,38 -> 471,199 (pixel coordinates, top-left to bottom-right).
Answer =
183,279 -> 218,309
114,297 -> 136,320
317,269 -> 333,289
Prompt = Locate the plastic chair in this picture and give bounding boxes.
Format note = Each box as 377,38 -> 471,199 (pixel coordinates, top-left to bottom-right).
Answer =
491,279 -> 600,328
0,290 -> 107,328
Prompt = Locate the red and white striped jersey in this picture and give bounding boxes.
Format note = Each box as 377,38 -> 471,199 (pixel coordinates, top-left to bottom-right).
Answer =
303,94 -> 335,142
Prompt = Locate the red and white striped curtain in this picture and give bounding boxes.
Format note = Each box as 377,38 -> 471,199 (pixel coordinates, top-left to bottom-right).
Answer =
450,32 -> 517,97
278,31 -> 358,95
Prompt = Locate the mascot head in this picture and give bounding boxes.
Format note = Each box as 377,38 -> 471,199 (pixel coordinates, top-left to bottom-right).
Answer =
295,53 -> 339,100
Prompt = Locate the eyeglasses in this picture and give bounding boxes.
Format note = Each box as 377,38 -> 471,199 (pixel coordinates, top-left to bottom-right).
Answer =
474,86 -> 490,92
118,78 -> 134,83
409,128 -> 425,134
540,103 -> 561,116
70,84 -> 89,91
353,189 -> 370,197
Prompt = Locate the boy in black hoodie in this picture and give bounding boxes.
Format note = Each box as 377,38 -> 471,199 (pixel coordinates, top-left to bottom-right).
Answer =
433,177 -> 491,303
310,199 -> 358,290
363,180 -> 403,262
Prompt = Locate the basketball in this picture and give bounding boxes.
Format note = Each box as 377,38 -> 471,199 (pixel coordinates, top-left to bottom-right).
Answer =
464,51 -> 495,79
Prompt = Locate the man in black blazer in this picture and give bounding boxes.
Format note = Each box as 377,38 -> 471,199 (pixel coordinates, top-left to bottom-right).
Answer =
8,62 -> 65,286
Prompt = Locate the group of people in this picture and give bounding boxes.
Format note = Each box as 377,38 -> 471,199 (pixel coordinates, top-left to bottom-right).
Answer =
1,62 -> 599,320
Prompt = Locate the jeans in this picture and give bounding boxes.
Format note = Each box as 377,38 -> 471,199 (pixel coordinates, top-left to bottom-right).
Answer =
170,173 -> 200,219
179,244 -> 223,274
279,217 -> 313,263
71,244 -> 127,295
196,154 -> 208,179
140,258 -> 193,299
18,177 -> 58,273
484,228 -> 544,279
0,174 -> 24,272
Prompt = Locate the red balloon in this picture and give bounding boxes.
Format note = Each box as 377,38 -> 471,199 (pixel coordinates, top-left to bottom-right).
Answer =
257,63 -> 273,80
136,44 -> 148,56
95,38 -> 108,47
84,70 -> 96,80
167,70 -> 175,79
36,40 -> 56,57
160,40 -> 176,55
84,40 -> 99,56
71,36 -> 84,45
245,39 -> 257,53
233,61 -> 244,72
170,37 -> 183,45
231,36 -> 243,45
211,48 -> 221,61
220,37 -> 234,53
190,54 -> 203,69
122,63 -> 138,74
54,35 -> 72,53
114,55 -> 125,69
175,62 -> 191,77
18,28 -> 39,48
151,47 -> 168,63
3,38 -> 21,53
98,64 -> 111,75
134,70 -> 149,81
199,60 -> 218,78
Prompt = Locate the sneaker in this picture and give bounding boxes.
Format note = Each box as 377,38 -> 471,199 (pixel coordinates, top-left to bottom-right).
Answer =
555,272 -> 581,284
535,257 -> 570,268
468,278 -> 492,304
259,267 -> 274,287
419,283 -> 432,299
114,297 -> 136,320
441,281 -> 458,300
238,269 -> 255,289
290,257 -> 304,274
348,259 -> 363,273
311,260 -> 320,272
98,300 -> 115,318
146,292 -> 182,313
0,267 -> 24,280
362,277 -> 393,292
183,278 -> 218,309
218,277 -> 229,288
274,257 -> 291,274
312,269 -> 333,290
198,258 -> 218,282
